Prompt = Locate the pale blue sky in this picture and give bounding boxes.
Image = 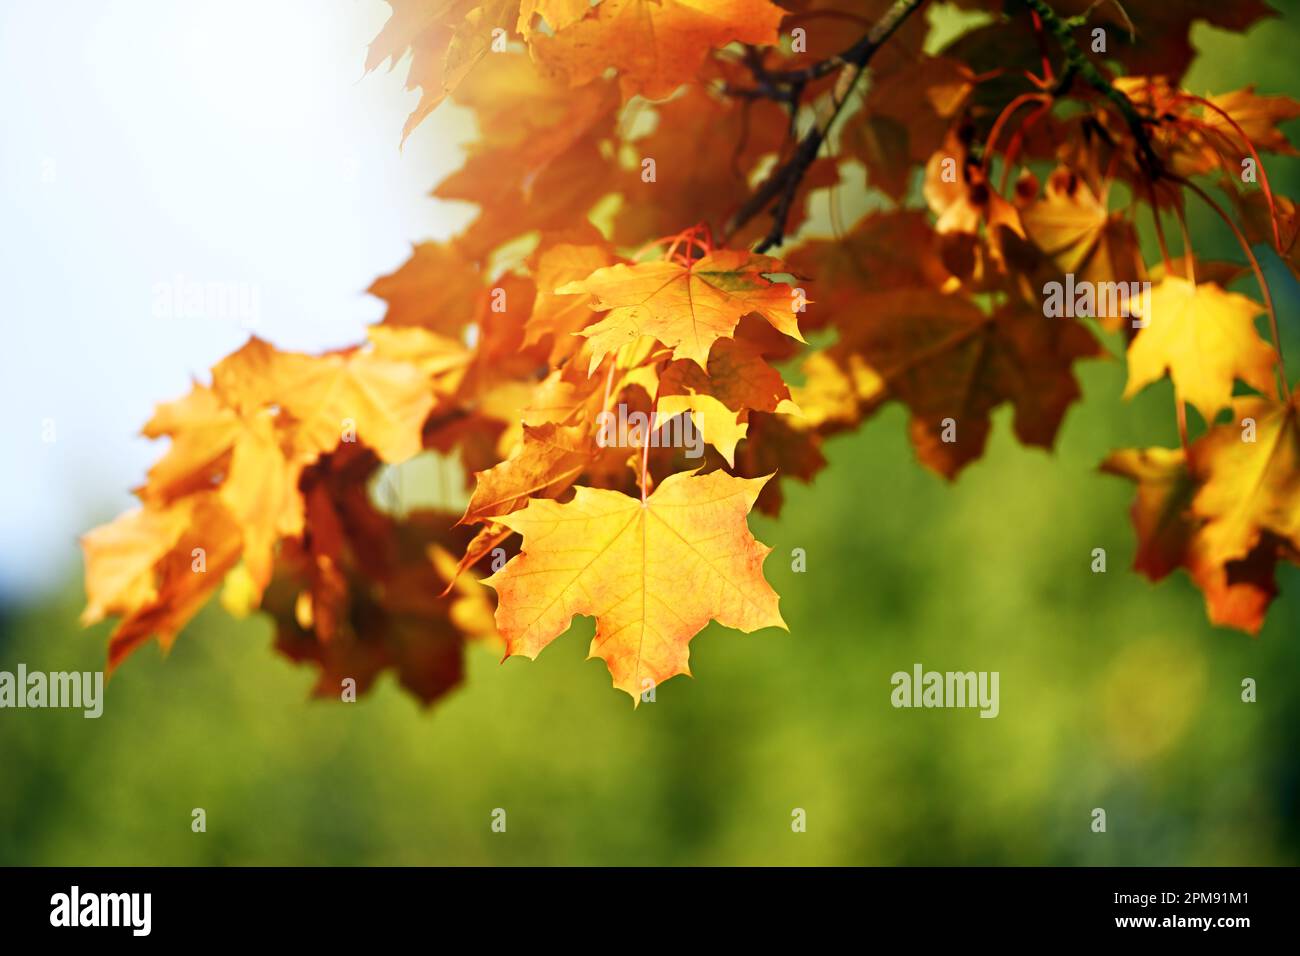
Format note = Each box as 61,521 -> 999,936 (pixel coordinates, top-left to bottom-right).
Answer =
0,0 -> 469,598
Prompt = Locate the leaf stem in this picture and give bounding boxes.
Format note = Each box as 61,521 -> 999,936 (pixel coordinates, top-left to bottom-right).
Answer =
1147,190 -> 1173,275
1173,203 -> 1196,285
640,393 -> 656,503
1176,94 -> 1283,251
982,92 -> 1051,181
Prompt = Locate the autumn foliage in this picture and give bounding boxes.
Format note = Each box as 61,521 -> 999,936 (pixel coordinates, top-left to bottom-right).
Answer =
82,0 -> 1300,706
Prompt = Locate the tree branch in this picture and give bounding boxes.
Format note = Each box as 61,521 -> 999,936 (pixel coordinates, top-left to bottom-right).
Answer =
1018,0 -> 1161,177
723,0 -> 930,252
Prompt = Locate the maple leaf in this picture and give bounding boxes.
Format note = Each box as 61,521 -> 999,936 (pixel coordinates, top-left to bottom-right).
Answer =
786,211 -> 954,322
130,384 -> 304,596
435,125 -> 617,263
832,290 -> 1100,478
1123,278 -> 1276,423
1115,79 -> 1300,182
1204,86 -> 1300,156
657,337 -> 798,465
366,325 -> 472,386
655,393 -> 747,467
1101,445 -> 1284,634
1100,447 -> 1197,581
212,337 -> 436,465
82,328 -> 448,673
367,0 -> 520,142
1190,395 -> 1300,565
85,493 -> 245,671
81,500 -> 201,628
923,130 -> 1027,279
135,385 -> 268,502
368,241 -> 482,333
788,351 -> 885,432
484,470 -> 786,699
611,85 -> 791,245
1021,168 -> 1147,329
529,0 -> 785,100
438,50 -> 619,242
82,375 -> 304,667
1193,536 -> 1286,635
524,232 -> 616,363
266,449 -> 497,705
461,422 -> 594,524
424,51 -> 620,262
846,56 -> 973,200
562,250 -> 806,371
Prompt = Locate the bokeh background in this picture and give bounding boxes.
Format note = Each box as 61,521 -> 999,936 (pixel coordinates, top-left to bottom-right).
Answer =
3,0 -> 1300,865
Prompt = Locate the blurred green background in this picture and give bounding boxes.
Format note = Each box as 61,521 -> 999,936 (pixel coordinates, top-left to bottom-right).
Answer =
4,6 -> 1300,866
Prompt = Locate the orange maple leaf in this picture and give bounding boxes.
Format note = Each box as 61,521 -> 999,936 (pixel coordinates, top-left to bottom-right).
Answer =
561,250 -> 806,371
484,470 -> 786,699
529,0 -> 784,100
367,0 -> 518,142
1102,445 -> 1283,634
831,290 -> 1100,478
461,422 -> 594,525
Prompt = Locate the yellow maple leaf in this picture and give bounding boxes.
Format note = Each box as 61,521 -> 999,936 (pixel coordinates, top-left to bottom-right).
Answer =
217,410 -> 304,591
484,470 -> 786,699
1191,395 -> 1300,564
81,500 -> 197,626
1020,169 -> 1148,328
788,351 -> 885,431
657,338 -> 799,465
561,251 -> 805,372
656,392 -> 748,466
1124,278 -> 1276,422
212,337 -> 436,465
1021,169 -> 1113,274
136,384 -> 304,595
367,325 -> 472,386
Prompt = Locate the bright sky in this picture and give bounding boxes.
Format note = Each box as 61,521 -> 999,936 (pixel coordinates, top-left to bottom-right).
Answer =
0,0 -> 469,599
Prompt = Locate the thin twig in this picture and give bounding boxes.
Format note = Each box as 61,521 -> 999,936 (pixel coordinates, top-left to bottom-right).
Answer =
1020,0 -> 1161,177
723,0 -> 930,250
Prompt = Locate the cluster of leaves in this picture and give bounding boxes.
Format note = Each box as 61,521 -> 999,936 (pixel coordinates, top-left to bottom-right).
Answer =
83,0 -> 1300,707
